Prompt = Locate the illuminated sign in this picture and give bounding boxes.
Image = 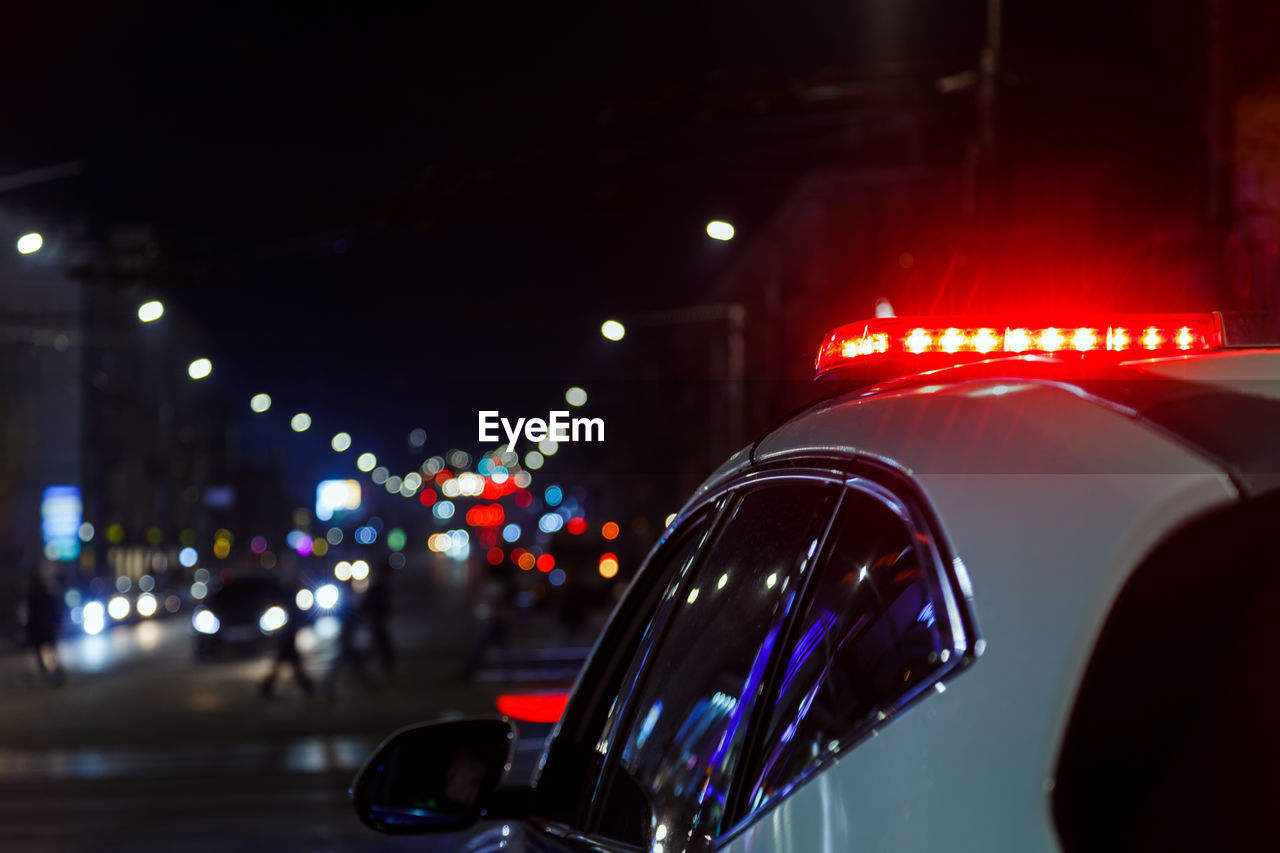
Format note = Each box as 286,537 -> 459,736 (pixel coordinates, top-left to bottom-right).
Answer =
316,479 -> 362,522
41,486 -> 83,561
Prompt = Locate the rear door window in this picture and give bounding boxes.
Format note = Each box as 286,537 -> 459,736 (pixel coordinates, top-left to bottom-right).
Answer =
592,479 -> 838,848
745,485 -> 965,813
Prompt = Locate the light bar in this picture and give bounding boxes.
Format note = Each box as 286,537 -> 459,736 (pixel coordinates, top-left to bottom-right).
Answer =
815,313 -> 1223,377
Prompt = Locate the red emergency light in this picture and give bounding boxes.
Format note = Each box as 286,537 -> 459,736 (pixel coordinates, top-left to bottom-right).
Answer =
815,313 -> 1224,378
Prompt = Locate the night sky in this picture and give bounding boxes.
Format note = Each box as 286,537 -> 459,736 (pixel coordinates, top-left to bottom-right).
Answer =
4,1 -> 1274,487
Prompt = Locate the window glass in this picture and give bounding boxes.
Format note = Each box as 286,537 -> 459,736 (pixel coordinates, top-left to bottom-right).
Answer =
534,509 -> 715,827
595,481 -> 836,847
747,487 -> 955,812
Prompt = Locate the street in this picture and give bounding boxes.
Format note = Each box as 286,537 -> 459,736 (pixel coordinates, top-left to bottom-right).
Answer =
0,567 -> 580,852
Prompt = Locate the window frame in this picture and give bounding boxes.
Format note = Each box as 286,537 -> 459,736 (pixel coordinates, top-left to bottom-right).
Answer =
716,456 -> 982,842
583,467 -> 851,846
529,499 -> 726,838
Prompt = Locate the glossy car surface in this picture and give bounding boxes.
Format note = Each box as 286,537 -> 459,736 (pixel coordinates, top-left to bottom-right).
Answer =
358,348 -> 1280,851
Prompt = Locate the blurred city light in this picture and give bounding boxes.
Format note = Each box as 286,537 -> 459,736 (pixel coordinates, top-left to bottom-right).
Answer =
107,596 -> 131,621
315,584 -> 340,610
601,319 -> 626,341
706,220 -> 735,241
178,547 -> 198,567
539,439 -> 559,456
190,581 -> 208,600
524,451 -> 544,470
83,601 -> 106,635
599,553 -> 619,578
250,393 -> 272,413
78,522 -> 94,542
193,609 -> 220,634
544,485 -> 563,506
433,500 -> 455,520
16,232 -> 43,254
602,521 -> 620,540
356,452 -> 377,472
137,300 -> 165,322
116,576 -> 132,593
665,513 -> 677,527
334,561 -> 353,582
295,589 -> 315,611
403,472 -> 423,492
565,386 -> 588,407
350,560 -> 370,581
549,568 -> 566,587
188,358 -> 212,380
539,513 -> 564,533
409,428 -> 427,449
331,432 -> 352,452
259,606 -> 288,633
502,523 -> 521,543
371,466 -> 389,485
290,412 -> 312,432
136,593 -> 158,618
316,479 -> 361,521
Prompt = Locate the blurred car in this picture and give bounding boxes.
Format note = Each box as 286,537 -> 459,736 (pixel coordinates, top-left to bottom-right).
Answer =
192,576 -> 289,660
350,312 -> 1280,851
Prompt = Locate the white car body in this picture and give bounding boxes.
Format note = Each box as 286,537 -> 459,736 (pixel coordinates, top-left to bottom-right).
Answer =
359,346 -> 1280,852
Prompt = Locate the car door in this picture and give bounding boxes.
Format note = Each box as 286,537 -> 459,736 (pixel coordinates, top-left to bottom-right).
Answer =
579,474 -> 844,851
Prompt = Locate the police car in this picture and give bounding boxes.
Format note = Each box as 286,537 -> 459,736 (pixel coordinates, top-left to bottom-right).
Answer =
351,312 -> 1280,851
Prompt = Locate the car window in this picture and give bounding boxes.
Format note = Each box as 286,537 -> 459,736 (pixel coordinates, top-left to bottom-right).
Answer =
744,485 -> 958,813
533,507 -> 717,828
592,480 -> 837,848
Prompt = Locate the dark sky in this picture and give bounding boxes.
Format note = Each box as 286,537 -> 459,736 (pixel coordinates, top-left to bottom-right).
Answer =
4,1 -> 1274,485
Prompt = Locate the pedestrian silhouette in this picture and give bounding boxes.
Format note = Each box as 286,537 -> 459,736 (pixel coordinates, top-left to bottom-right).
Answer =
364,559 -> 396,675
259,592 -> 314,699
322,594 -> 374,697
25,573 -> 64,686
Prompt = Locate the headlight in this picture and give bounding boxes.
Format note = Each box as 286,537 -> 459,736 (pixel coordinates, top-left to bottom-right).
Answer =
193,609 -> 221,634
83,601 -> 106,635
259,606 -> 288,634
107,595 -> 131,621
314,583 -> 340,610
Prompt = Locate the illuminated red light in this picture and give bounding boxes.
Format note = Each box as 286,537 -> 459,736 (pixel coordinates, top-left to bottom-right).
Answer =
814,313 -> 1223,377
905,328 -> 931,354
972,328 -> 999,353
536,553 -> 555,573
1072,328 -> 1098,352
418,489 -> 437,507
495,692 -> 569,724
1038,327 -> 1064,352
1005,328 -> 1031,353
486,547 -> 504,565
566,517 -> 587,535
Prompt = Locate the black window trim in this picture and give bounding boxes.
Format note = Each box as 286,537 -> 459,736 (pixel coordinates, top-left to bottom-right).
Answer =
582,468 -> 850,845
713,455 -> 983,845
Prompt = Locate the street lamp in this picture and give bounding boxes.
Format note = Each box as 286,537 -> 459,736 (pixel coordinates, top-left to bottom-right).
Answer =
16,232 -> 43,254
137,300 -> 164,323
601,319 -> 626,341
187,358 -> 212,380
706,220 -> 735,241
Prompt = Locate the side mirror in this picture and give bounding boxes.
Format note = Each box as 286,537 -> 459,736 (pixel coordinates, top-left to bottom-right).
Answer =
350,717 -> 516,834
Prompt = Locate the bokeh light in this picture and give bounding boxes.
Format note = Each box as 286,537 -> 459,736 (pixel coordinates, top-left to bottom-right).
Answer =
290,413 -> 312,432
706,219 -> 735,240
356,452 -> 377,472
601,319 -> 626,341
331,432 -> 352,452
137,300 -> 164,323
565,386 -> 587,407
188,358 -> 212,380
250,393 -> 272,413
